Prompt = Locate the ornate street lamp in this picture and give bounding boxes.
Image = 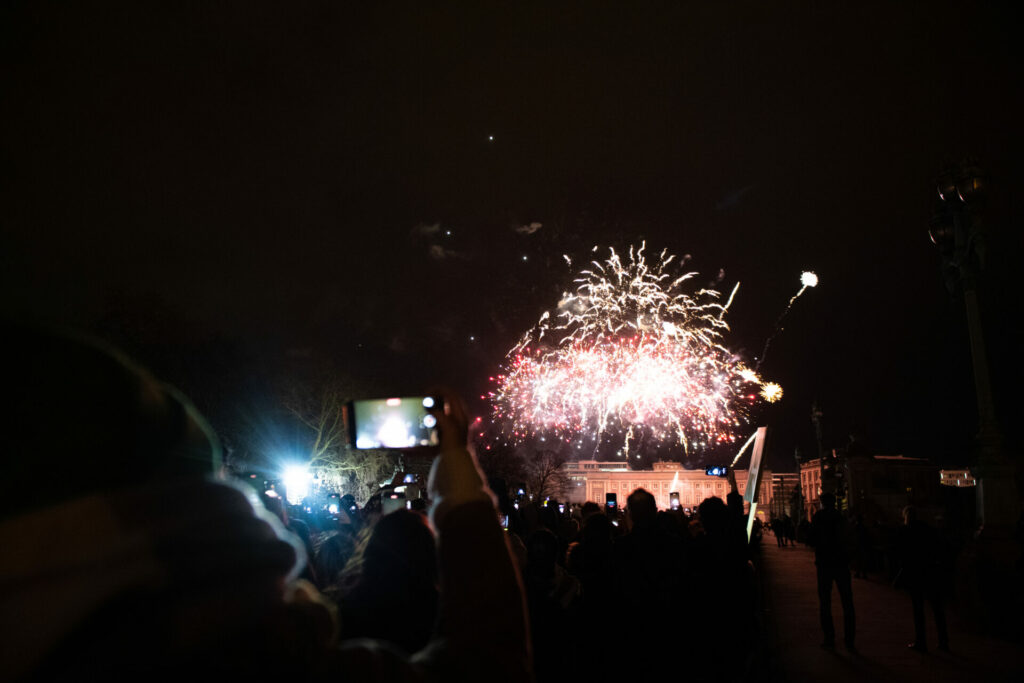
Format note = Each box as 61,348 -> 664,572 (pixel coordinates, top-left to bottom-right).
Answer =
929,162 -> 1017,529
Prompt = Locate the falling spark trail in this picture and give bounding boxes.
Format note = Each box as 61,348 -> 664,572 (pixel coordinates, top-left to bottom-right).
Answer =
730,431 -> 759,467
718,282 -> 741,320
756,271 -> 819,372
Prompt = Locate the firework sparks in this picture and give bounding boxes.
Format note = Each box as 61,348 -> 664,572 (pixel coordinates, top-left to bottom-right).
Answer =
490,243 -> 781,457
760,382 -> 783,403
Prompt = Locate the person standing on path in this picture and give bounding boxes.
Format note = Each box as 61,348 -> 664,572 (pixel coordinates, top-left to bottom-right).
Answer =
808,492 -> 856,651
896,505 -> 950,653
852,514 -> 870,579
783,514 -> 795,546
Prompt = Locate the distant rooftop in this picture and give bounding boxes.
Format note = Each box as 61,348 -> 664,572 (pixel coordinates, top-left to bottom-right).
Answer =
873,454 -> 929,462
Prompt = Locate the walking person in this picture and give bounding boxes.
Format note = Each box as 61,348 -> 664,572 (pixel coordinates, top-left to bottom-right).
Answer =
896,505 -> 950,653
808,492 -> 856,651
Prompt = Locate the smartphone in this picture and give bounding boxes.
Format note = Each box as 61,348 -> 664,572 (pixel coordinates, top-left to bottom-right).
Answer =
558,503 -> 566,514
403,473 -> 417,484
705,465 -> 729,478
501,514 -> 510,530
606,492 -> 617,511
381,490 -> 406,515
670,491 -> 680,510
348,396 -> 441,449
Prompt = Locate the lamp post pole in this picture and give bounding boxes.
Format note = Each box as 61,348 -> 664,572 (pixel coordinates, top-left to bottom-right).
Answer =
929,163 -> 1017,529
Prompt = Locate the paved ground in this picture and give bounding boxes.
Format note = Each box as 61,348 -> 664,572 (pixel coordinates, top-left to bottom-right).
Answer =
757,532 -> 1024,683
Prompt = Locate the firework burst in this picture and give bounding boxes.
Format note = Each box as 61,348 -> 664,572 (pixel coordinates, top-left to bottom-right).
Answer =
760,382 -> 783,403
489,243 -> 780,457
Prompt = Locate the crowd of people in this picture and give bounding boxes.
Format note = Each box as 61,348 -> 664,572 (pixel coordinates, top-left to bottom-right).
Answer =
2,323 -> 767,682
267,476 -> 762,682
2,322 -> 997,681
2,324 -> 532,681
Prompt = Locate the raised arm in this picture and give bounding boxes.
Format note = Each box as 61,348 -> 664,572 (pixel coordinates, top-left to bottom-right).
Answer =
413,390 -> 532,682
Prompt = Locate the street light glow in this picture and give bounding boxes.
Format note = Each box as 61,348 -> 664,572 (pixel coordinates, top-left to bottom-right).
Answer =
283,465 -> 311,505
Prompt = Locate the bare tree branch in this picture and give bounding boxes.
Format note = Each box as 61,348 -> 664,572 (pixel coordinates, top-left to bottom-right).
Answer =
282,379 -> 398,502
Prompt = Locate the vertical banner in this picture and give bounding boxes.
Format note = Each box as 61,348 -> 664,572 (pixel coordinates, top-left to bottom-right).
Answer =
744,427 -> 767,541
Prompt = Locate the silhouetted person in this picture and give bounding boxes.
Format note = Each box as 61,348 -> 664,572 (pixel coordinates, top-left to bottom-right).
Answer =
339,509 -> 438,654
797,517 -> 810,544
566,510 -> 615,680
809,492 -> 855,651
784,514 -> 796,546
611,488 -> 690,679
313,528 -> 356,591
580,501 -> 602,522
567,512 -> 615,603
523,528 -> 579,682
852,514 -> 870,579
897,505 -> 949,652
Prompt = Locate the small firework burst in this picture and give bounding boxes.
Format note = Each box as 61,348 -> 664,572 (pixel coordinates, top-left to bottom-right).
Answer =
760,382 -> 783,403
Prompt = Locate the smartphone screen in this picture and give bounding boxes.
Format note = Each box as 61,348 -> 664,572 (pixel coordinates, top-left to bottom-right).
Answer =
381,491 -> 407,515
670,491 -> 680,510
349,397 -> 440,449
605,492 -> 617,510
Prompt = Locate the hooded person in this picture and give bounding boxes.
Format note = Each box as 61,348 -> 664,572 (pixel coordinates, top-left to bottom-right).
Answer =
0,321 -> 317,680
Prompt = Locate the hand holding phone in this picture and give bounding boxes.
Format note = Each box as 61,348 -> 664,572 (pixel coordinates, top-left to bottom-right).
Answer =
424,387 -> 469,452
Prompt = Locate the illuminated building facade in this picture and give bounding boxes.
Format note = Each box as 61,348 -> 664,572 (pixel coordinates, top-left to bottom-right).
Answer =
799,458 -> 823,519
561,460 -> 773,517
939,469 -> 976,488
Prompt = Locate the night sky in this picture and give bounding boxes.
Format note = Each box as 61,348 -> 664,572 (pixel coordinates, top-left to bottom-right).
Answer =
3,1 -> 1022,471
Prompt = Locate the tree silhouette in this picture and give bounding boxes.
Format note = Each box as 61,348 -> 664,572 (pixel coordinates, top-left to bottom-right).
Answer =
281,378 -> 398,503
